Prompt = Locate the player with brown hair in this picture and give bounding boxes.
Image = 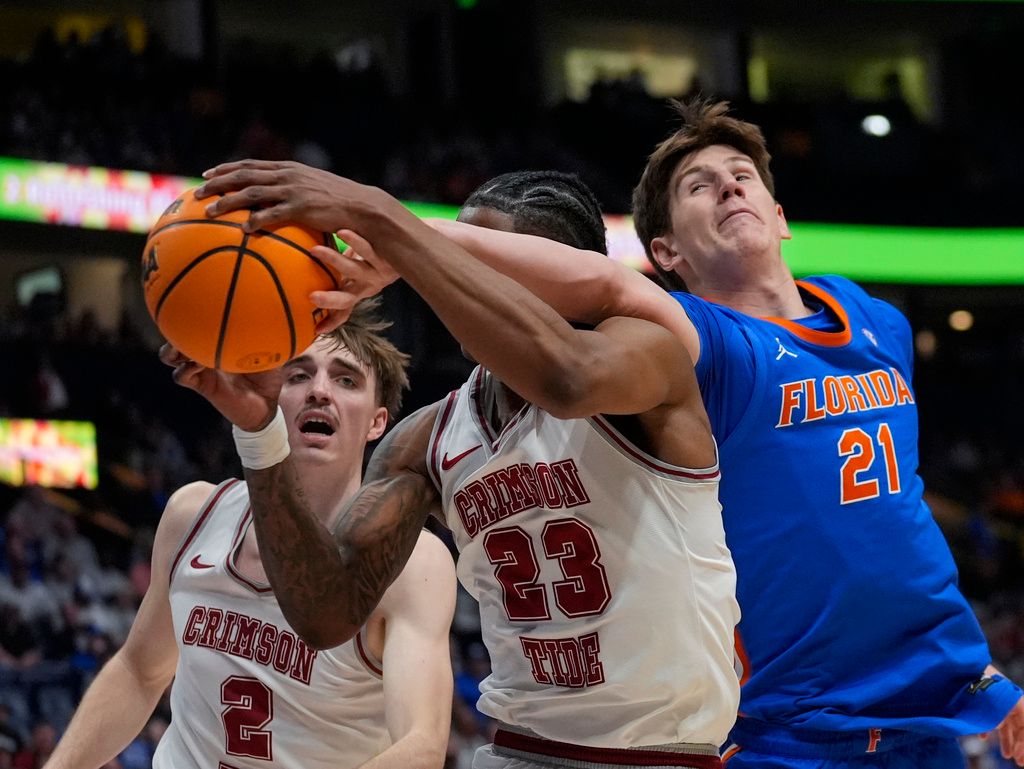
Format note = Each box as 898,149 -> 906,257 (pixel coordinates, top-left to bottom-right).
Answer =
45,301 -> 455,769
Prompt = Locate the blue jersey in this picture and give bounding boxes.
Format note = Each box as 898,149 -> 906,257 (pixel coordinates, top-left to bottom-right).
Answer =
673,275 -> 1019,735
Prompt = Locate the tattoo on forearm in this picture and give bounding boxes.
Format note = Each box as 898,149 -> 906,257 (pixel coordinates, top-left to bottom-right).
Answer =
243,447 -> 433,642
331,477 -> 433,626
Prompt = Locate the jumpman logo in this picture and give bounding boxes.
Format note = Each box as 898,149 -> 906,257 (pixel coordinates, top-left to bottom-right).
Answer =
775,338 -> 798,360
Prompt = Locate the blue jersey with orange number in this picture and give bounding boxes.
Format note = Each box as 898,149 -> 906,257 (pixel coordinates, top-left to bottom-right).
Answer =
672,275 -> 1020,735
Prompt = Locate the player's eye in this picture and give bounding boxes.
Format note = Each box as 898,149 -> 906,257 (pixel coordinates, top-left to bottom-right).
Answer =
287,371 -> 309,383
690,182 -> 708,194
338,376 -> 357,388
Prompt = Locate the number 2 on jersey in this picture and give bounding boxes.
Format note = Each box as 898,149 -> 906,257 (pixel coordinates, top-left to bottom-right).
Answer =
484,518 -> 611,622
221,676 -> 273,760
838,423 -> 900,504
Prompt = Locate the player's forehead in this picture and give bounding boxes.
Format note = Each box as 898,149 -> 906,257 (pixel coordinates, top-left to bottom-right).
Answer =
674,144 -> 756,177
288,339 -> 373,379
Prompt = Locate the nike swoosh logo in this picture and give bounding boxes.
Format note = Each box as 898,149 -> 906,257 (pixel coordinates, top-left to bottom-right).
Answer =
190,554 -> 215,570
441,444 -> 482,472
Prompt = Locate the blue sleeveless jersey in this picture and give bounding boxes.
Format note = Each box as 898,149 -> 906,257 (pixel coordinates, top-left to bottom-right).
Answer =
672,275 -> 1019,735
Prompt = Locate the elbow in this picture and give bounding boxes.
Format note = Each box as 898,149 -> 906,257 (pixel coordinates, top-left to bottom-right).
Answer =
403,732 -> 449,769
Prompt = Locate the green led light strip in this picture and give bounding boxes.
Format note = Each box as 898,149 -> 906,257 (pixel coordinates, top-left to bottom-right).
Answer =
783,223 -> 1024,285
2,157 -> 1023,284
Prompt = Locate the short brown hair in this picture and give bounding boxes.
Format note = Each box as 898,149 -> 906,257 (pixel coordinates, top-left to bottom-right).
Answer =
321,297 -> 410,423
632,98 -> 775,290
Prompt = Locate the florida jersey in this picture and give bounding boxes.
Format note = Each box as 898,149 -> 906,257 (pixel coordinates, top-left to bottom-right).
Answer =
428,367 -> 740,748
153,480 -> 390,769
673,275 -> 1020,734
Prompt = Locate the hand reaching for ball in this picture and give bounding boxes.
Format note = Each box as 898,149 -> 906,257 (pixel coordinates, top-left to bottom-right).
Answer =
309,230 -> 400,334
159,344 -> 284,432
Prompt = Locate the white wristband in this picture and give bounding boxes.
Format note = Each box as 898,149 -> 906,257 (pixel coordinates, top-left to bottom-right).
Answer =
232,406 -> 291,470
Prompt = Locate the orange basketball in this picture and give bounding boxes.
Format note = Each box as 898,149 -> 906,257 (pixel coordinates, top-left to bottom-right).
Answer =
141,188 -> 339,372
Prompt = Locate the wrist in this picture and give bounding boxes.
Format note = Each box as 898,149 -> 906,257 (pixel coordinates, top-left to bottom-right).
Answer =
232,406 -> 290,470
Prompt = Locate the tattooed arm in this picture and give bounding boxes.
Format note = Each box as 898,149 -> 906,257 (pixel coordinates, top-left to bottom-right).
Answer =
245,402 -> 444,650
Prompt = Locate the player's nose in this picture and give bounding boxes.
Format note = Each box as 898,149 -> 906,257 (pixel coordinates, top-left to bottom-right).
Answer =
720,177 -> 745,200
305,371 -> 332,402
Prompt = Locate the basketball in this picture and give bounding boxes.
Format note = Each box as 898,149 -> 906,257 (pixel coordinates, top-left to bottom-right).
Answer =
141,188 -> 339,373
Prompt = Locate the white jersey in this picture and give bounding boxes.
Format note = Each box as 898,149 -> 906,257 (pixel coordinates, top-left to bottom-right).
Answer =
153,480 -> 390,769
428,368 -> 740,748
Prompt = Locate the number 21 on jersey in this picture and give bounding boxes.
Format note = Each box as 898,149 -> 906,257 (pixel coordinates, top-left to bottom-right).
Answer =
838,422 -> 901,504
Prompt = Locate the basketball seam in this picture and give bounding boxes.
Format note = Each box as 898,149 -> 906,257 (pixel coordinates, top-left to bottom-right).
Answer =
215,235 -> 249,370
260,230 -> 340,288
148,219 -> 246,239
154,246 -> 243,320
240,247 -> 298,363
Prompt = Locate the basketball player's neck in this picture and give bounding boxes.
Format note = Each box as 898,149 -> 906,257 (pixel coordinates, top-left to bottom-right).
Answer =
696,271 -> 811,320
486,377 -> 526,433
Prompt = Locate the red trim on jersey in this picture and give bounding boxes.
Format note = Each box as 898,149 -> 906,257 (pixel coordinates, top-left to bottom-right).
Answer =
761,280 -> 853,347
226,506 -> 273,594
355,630 -> 383,677
470,368 -> 497,442
589,415 -> 720,480
429,391 -> 460,490
493,731 -> 722,768
734,629 -> 751,686
169,479 -> 241,585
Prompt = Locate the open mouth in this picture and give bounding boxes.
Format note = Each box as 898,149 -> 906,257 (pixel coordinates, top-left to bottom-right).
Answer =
300,416 -> 336,436
721,209 -> 756,226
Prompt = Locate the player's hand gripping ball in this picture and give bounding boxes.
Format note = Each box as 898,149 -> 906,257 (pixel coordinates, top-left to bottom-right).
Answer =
141,188 -> 339,372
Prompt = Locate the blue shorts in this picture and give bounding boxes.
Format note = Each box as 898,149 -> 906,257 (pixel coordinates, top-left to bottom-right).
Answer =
722,720 -> 966,769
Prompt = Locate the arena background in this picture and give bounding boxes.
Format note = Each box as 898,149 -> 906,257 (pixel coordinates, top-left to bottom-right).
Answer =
0,1 -> 1022,766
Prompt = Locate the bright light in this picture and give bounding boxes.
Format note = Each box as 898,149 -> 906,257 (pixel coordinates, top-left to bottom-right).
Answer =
948,310 -> 974,331
861,114 -> 892,137
914,329 -> 938,358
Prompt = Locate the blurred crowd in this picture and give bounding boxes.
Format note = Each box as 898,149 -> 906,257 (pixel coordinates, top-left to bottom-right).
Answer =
2,18 -> 1024,769
1,20 -> 1022,226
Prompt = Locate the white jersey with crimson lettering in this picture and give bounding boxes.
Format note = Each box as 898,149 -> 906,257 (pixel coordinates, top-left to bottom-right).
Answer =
152,479 -> 390,769
428,367 -> 740,748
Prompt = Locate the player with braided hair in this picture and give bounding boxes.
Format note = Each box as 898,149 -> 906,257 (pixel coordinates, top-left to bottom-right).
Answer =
462,171 -> 608,255
189,164 -> 740,768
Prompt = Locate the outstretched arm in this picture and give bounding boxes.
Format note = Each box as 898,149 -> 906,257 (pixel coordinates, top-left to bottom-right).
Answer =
196,160 -> 701,363
198,163 -> 694,416
244,403 -> 444,649
426,217 -> 700,362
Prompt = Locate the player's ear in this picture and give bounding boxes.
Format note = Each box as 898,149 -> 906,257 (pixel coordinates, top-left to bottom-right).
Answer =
651,235 -> 684,273
776,203 -> 791,241
366,407 -> 388,442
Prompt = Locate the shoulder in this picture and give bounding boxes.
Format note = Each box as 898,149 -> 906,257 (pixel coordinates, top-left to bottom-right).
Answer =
374,530 -> 456,621
366,398 -> 450,481
394,530 -> 456,595
158,481 -> 220,543
808,274 -> 912,337
152,479 -> 223,577
382,400 -> 448,446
